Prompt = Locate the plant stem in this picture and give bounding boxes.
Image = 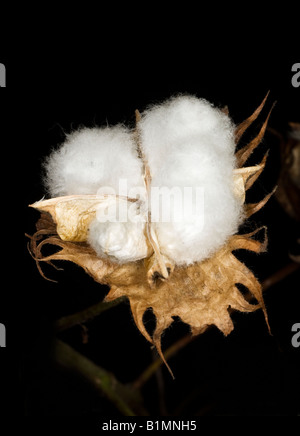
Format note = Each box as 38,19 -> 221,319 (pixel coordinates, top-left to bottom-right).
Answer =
53,339 -> 148,416
261,261 -> 300,291
54,297 -> 126,332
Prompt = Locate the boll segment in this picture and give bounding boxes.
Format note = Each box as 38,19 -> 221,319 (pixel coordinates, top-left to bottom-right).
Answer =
138,96 -> 244,265
44,125 -> 145,197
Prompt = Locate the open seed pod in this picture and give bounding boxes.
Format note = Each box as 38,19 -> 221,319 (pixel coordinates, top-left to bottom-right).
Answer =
28,94 -> 274,377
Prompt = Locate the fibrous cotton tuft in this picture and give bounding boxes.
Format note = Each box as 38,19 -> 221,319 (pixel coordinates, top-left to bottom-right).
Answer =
44,125 -> 145,197
138,95 -> 243,264
44,95 -> 244,265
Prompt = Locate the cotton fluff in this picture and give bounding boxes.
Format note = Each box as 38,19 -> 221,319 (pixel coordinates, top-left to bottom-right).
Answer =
88,202 -> 149,263
138,95 -> 244,265
44,95 -> 244,266
44,125 -> 145,197
44,125 -> 147,262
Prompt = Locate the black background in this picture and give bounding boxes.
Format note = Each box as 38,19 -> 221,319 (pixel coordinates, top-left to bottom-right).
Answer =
0,31 -> 299,420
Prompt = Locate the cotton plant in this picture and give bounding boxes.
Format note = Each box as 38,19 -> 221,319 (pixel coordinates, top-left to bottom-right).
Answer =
28,94 -> 274,376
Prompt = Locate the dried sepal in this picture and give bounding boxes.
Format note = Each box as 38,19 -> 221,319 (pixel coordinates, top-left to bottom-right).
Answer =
232,158 -> 268,204
28,219 -> 269,379
30,195 -> 137,242
235,91 -> 270,144
244,186 -> 277,219
235,102 -> 274,167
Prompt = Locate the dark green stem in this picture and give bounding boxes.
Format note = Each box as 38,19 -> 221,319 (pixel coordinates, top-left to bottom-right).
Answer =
54,297 -> 126,332
53,339 -> 148,416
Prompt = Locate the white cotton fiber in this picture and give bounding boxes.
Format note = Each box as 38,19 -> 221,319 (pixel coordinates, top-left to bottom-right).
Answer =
138,95 -> 244,265
44,125 -> 144,197
44,125 -> 148,263
44,95 -> 244,266
88,205 -> 149,263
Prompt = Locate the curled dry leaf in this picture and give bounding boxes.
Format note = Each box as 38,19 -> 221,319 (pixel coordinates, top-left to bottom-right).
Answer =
27,95 -> 274,377
30,194 -> 138,242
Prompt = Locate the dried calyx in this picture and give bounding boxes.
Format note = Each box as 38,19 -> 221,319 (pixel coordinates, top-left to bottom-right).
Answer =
28,94 -> 274,377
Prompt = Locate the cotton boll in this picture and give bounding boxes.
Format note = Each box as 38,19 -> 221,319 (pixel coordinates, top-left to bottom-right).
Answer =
152,184 -> 242,265
139,95 -> 244,265
87,199 -> 150,263
44,125 -> 145,198
88,219 -> 149,263
88,213 -> 148,265
43,124 -> 149,264
139,95 -> 236,179
43,95 -> 244,267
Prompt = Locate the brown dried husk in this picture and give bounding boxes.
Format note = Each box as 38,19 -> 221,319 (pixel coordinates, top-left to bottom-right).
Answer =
27,95 -> 274,376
